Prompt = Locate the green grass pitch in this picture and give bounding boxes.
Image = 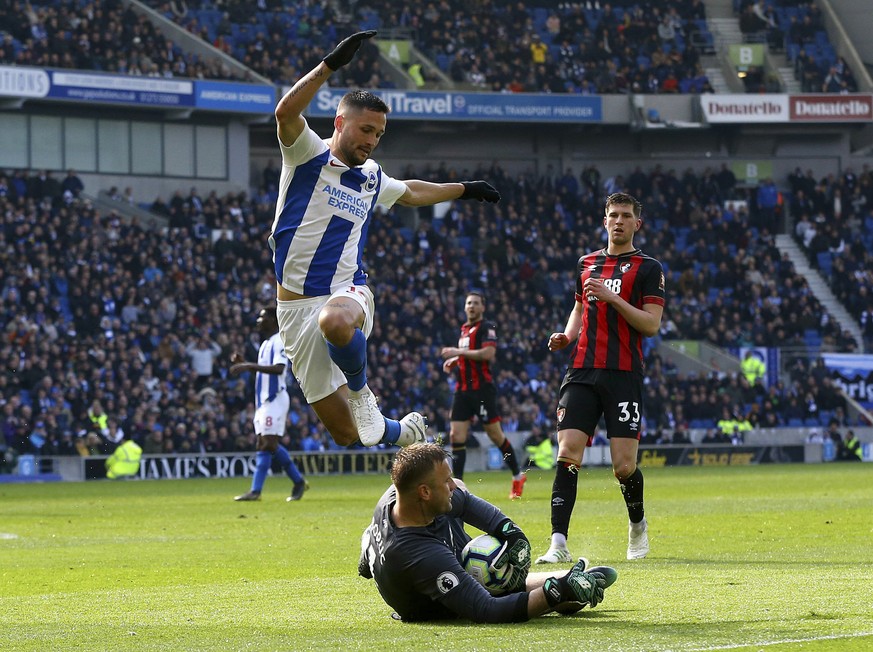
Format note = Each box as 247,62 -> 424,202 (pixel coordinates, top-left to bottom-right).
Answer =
2,463 -> 872,651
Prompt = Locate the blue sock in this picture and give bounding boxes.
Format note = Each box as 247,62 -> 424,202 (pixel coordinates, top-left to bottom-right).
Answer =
327,329 -> 367,392
381,418 -> 401,445
252,450 -> 271,493
274,445 -> 303,484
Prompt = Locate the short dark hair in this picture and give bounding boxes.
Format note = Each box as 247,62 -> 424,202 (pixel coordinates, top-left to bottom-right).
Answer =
391,443 -> 450,492
466,290 -> 486,305
605,192 -> 642,218
339,90 -> 390,115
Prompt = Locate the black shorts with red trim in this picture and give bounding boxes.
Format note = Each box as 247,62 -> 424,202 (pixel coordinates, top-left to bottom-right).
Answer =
556,368 -> 643,439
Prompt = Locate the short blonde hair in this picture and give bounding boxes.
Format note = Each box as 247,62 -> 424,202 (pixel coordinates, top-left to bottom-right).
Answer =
391,443 -> 450,492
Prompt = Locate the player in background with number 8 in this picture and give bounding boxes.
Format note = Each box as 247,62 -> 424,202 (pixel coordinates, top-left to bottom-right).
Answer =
536,193 -> 666,564
231,308 -> 308,502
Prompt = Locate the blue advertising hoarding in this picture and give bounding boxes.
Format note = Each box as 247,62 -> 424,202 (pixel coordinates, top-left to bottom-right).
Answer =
0,65 -> 274,114
47,69 -> 196,107
194,80 -> 275,113
4,65 -> 603,122
304,87 -> 602,123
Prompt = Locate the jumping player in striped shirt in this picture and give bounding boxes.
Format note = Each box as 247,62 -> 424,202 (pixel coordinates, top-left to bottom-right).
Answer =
231,307 -> 308,502
269,31 -> 500,450
536,192 -> 665,564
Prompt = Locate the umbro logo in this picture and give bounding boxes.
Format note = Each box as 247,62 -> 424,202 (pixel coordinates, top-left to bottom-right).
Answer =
588,265 -> 597,271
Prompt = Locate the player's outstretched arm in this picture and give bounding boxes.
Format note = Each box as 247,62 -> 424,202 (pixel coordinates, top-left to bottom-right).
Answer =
275,30 -> 376,147
397,180 -> 500,207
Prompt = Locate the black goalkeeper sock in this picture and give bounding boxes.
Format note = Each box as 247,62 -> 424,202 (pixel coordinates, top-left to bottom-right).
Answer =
620,467 -> 645,524
498,438 -> 521,476
451,443 -> 466,480
550,459 -> 579,537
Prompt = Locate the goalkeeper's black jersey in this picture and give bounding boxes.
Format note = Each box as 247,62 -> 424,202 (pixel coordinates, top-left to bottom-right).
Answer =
359,486 -> 530,623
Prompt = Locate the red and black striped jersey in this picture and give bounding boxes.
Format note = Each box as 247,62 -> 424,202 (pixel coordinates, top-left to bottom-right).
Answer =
456,319 -> 497,391
570,248 -> 665,374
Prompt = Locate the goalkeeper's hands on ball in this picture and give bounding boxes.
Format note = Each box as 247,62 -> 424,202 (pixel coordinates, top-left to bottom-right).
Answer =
494,519 -> 532,572
489,520 -> 531,593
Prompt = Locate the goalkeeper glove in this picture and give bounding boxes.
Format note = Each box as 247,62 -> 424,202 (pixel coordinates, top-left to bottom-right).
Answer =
323,31 -> 377,71
497,564 -> 527,594
494,519 -> 532,573
460,181 -> 501,203
543,560 -> 607,609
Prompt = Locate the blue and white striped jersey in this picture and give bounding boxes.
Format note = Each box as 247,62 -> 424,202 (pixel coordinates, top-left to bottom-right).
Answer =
255,332 -> 288,408
269,118 -> 407,296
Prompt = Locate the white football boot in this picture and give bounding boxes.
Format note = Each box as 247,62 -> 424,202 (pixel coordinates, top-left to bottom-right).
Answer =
535,546 -> 574,564
396,412 -> 428,446
349,386 -> 386,447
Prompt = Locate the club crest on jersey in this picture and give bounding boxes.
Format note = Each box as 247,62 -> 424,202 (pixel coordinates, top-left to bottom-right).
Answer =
620,262 -> 632,273
364,170 -> 379,193
436,571 -> 459,594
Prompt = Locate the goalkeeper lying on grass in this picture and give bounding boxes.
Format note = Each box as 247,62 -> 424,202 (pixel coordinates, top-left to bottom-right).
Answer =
359,443 -> 617,622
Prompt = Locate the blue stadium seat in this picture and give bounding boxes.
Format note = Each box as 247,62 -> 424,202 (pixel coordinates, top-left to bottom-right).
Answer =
803,329 -> 822,348
435,53 -> 450,72
816,252 -> 832,276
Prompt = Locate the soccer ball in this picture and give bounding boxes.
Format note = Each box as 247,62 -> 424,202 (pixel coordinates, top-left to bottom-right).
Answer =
461,533 -> 511,595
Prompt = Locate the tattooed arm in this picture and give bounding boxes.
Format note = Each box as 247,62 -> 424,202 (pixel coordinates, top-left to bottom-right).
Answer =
275,31 -> 376,148
275,63 -> 331,148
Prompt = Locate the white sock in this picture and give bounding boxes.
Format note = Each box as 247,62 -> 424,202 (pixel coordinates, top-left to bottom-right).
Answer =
551,533 -> 568,549
349,384 -> 370,398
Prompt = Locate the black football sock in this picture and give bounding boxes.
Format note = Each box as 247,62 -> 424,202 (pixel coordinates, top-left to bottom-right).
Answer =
452,443 -> 466,479
550,459 -> 580,537
620,467 -> 645,524
498,438 -> 521,475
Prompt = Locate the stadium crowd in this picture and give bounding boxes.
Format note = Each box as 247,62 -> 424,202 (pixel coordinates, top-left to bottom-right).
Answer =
1,158 -> 868,465
2,0 -> 853,97
787,164 -> 873,351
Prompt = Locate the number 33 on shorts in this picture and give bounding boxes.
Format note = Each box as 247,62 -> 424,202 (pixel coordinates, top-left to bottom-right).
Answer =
617,402 -> 639,423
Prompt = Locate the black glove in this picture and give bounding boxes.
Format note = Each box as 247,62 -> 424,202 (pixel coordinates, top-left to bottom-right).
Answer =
543,560 -> 606,609
323,30 -> 377,71
460,181 -> 501,203
493,519 -> 531,573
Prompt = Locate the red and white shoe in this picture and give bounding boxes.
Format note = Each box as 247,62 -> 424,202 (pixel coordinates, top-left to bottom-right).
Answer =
509,474 -> 527,499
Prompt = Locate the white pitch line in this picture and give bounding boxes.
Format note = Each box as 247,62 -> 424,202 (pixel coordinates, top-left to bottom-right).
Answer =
685,631 -> 873,651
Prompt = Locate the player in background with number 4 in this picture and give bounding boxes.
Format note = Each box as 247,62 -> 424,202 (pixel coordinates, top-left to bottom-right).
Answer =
536,193 -> 665,564
270,30 -> 501,450
441,291 -> 526,499
232,308 -> 308,503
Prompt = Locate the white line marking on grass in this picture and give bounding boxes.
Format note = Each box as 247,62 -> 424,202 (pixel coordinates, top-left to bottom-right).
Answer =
0,533 -> 19,539
686,631 -> 873,651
